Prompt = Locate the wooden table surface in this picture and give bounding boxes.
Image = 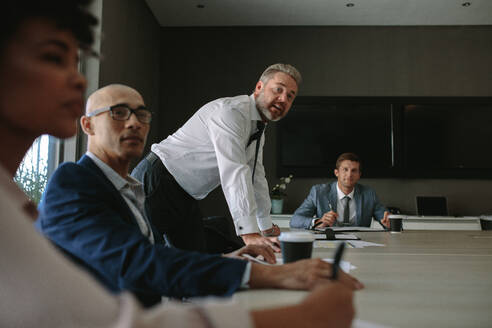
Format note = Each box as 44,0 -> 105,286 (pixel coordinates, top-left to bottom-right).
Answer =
233,230 -> 492,327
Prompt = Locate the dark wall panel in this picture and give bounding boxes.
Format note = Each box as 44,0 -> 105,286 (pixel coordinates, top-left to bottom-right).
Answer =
99,0 -> 162,159
156,26 -> 492,216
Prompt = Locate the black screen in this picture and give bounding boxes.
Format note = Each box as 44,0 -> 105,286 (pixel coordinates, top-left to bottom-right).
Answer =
416,196 -> 448,216
403,103 -> 492,169
277,97 -> 492,178
278,101 -> 392,177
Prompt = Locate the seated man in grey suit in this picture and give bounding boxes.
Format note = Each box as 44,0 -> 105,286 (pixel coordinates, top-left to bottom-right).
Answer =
291,153 -> 390,229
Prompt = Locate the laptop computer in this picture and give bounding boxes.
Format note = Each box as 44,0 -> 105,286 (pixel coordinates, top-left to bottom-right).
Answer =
416,196 -> 448,216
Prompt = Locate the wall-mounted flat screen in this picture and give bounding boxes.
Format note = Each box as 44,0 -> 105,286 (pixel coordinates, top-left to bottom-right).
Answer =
277,97 -> 492,179
403,103 -> 492,169
278,99 -> 392,177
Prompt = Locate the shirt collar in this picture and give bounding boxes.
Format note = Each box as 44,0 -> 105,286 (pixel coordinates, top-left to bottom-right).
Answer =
85,152 -> 142,191
336,182 -> 355,200
249,94 -> 265,124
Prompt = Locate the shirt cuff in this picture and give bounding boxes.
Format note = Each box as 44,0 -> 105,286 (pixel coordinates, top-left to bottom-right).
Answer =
310,218 -> 317,228
240,262 -> 251,288
233,215 -> 260,235
256,216 -> 273,231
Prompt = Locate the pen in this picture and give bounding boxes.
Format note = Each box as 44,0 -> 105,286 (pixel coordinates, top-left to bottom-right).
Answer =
331,242 -> 346,280
313,202 -> 335,230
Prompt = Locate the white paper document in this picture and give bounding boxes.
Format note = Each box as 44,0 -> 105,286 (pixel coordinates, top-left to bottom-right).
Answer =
314,240 -> 343,248
314,239 -> 385,249
241,254 -> 274,265
314,233 -> 359,240
348,240 -> 385,248
330,226 -> 386,232
322,258 -> 356,273
241,254 -> 356,273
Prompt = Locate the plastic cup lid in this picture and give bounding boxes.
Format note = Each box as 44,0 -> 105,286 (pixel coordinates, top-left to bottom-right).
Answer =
278,231 -> 315,242
480,215 -> 492,221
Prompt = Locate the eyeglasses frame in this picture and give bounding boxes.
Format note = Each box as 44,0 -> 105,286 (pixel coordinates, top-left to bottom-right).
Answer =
86,104 -> 153,123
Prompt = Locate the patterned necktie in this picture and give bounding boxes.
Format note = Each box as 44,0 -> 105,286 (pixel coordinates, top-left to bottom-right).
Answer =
247,121 -> 266,184
343,196 -> 351,225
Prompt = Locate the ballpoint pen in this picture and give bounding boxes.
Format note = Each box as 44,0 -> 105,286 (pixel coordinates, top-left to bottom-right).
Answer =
331,242 -> 346,280
312,220 -> 323,229
312,202 -> 335,229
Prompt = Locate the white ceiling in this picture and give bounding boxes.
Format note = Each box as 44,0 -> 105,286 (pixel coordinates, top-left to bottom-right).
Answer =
146,0 -> 492,27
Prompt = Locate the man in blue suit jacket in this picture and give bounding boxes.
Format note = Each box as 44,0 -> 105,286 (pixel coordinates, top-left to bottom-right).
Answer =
36,85 -> 362,308
291,153 -> 390,229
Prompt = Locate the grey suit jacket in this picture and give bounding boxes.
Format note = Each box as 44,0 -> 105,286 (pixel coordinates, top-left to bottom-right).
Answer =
290,182 -> 387,229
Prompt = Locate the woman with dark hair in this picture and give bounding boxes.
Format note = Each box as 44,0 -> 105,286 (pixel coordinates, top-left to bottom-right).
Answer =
0,1 -> 354,327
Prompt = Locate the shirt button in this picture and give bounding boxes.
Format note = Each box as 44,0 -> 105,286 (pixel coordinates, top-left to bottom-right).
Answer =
239,226 -> 243,230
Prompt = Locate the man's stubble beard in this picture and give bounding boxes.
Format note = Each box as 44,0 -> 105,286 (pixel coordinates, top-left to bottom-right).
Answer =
255,91 -> 281,122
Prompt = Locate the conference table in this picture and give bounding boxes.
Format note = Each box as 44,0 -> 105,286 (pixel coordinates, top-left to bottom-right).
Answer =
233,230 -> 492,327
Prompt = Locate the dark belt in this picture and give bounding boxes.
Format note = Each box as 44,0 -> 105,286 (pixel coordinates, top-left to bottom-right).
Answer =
145,151 -> 159,163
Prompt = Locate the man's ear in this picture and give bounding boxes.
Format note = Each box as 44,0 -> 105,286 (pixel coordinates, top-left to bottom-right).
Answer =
80,116 -> 94,135
334,169 -> 339,178
253,80 -> 264,96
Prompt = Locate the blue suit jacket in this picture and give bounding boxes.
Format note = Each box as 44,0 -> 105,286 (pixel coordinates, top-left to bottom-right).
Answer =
36,155 -> 247,307
290,182 -> 387,229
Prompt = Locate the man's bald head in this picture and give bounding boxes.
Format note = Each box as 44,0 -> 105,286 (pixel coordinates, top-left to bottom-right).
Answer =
86,84 -> 144,114
80,84 -> 150,176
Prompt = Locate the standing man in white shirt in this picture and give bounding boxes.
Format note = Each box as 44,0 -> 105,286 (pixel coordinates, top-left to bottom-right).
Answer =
132,64 -> 301,252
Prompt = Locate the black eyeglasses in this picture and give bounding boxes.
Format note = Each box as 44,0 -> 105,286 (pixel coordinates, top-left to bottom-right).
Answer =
87,104 -> 153,124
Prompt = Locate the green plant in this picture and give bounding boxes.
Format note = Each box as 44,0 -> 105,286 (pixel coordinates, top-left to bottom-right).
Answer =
270,174 -> 293,199
13,138 -> 48,204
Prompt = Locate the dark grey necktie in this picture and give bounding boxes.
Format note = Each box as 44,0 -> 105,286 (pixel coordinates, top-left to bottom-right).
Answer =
343,196 -> 351,225
247,121 -> 266,184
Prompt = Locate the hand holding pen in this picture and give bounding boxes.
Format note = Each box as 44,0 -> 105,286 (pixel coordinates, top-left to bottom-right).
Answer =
313,202 -> 338,229
331,242 -> 346,280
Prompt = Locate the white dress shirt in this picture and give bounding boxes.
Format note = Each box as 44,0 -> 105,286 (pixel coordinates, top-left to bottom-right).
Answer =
336,184 -> 356,226
0,163 -> 253,328
152,94 -> 272,235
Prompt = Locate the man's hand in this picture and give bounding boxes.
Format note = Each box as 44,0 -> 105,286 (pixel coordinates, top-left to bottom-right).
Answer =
249,258 -> 364,291
251,282 -> 355,328
241,233 -> 281,252
314,211 -> 338,228
380,211 -> 390,228
223,244 -> 276,264
299,282 -> 355,328
261,223 -> 280,237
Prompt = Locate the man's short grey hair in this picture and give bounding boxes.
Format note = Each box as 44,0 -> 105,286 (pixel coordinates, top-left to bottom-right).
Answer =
259,63 -> 302,86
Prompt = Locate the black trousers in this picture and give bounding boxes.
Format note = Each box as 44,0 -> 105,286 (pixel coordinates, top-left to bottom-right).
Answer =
132,152 -> 244,253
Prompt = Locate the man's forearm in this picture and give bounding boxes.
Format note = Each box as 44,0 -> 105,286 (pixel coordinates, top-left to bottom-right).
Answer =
248,263 -> 285,289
